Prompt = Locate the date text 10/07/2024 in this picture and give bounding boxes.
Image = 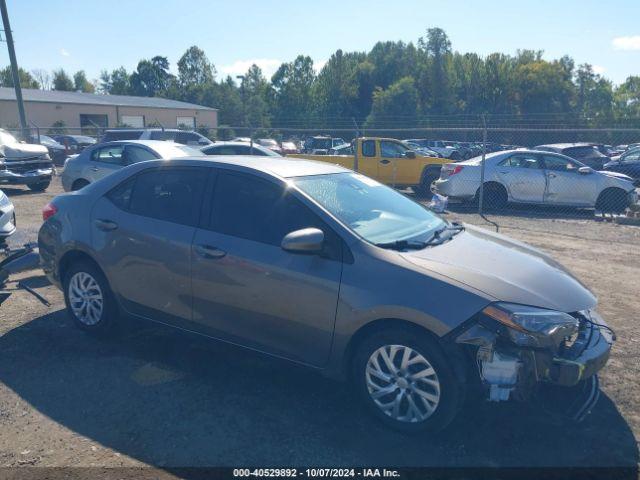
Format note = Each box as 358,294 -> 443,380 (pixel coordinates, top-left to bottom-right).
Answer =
233,469 -> 401,478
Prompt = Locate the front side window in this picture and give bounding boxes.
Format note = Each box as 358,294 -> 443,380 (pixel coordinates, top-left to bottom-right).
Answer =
127,168 -> 207,226
209,172 -> 338,254
293,172 -> 445,245
380,141 -> 408,158
621,151 -> 640,163
500,154 -> 541,169
91,145 -> 125,165
543,155 -> 580,172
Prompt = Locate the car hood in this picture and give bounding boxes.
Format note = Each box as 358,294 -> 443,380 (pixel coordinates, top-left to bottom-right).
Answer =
400,224 -> 596,312
597,169 -> 634,183
0,143 -> 48,159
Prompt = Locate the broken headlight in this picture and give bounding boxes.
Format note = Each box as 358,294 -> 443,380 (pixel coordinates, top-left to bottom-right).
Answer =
482,303 -> 580,348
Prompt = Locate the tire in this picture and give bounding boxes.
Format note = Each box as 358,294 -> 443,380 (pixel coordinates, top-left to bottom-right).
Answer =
28,180 -> 50,192
63,260 -> 118,336
596,188 -> 629,214
480,182 -> 508,210
71,179 -> 90,191
412,171 -> 440,198
352,328 -> 462,433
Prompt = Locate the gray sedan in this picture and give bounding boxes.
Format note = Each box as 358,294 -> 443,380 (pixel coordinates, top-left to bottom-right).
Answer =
434,149 -> 637,212
61,140 -> 204,191
39,156 -> 612,432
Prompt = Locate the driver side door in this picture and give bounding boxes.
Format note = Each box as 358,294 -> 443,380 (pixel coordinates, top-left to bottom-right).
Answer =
190,170 -> 344,367
542,155 -> 598,206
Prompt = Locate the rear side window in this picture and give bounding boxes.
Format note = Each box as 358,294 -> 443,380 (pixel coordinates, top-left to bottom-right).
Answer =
204,146 -> 239,155
125,168 -> 207,226
208,171 -> 341,258
102,131 -> 142,142
500,154 -> 541,169
564,146 -> 601,159
149,131 -> 178,141
124,145 -> 158,164
362,140 -> 376,157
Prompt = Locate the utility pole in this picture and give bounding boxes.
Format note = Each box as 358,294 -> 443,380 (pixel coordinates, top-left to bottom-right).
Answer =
0,0 -> 28,137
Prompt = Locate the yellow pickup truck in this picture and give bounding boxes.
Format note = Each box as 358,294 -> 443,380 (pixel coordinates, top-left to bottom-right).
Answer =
291,137 -> 451,195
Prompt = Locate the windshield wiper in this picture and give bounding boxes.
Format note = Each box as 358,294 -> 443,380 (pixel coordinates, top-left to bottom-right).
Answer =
375,239 -> 428,251
376,223 -> 465,251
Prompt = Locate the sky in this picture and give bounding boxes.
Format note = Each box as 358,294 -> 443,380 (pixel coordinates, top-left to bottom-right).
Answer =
2,0 -> 640,86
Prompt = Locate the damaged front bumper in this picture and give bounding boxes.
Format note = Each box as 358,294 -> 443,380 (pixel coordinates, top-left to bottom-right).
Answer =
454,310 -> 613,420
0,168 -> 53,185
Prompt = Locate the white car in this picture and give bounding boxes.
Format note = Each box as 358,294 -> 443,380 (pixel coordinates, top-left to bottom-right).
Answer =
433,149 -> 637,213
0,189 -> 16,247
61,140 -> 204,191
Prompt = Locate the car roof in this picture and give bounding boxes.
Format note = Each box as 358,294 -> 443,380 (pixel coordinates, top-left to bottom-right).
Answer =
102,139 -> 201,156
534,143 -> 595,149
141,155 -> 349,178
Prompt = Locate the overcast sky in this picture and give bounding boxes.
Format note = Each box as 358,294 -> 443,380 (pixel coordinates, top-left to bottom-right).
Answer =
3,0 -> 640,85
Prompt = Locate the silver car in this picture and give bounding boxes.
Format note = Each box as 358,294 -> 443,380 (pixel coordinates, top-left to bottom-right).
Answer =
0,189 -> 16,247
39,156 -> 613,432
434,149 -> 637,212
61,140 -> 204,191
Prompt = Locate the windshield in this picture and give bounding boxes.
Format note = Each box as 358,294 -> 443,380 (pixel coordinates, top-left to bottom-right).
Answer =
292,172 -> 446,245
0,131 -> 18,145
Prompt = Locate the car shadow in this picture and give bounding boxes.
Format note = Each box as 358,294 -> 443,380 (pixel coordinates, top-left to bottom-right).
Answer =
0,310 -> 637,469
0,186 -> 40,197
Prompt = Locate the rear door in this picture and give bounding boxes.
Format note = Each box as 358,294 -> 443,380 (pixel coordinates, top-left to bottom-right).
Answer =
495,153 -> 546,203
357,139 -> 381,180
91,166 -> 207,327
190,170 -> 343,366
542,155 -> 598,206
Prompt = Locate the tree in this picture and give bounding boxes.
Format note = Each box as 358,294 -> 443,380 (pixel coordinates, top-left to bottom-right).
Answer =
0,66 -> 40,89
99,67 -> 131,95
615,76 -> 640,118
418,27 -> 454,114
576,64 -> 614,120
271,55 -> 316,126
73,70 -> 95,93
512,60 -> 574,114
240,64 -> 272,127
130,56 -> 174,96
365,77 -> 419,128
52,69 -> 74,91
177,46 -> 215,87
31,69 -> 52,90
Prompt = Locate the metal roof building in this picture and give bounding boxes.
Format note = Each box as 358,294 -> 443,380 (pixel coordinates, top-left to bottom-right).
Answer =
0,87 -> 218,130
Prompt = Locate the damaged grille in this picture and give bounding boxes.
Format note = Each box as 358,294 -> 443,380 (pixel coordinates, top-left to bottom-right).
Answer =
559,312 -> 592,359
4,160 -> 52,174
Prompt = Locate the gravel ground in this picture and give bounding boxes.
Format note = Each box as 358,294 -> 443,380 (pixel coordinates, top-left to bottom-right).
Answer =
0,177 -> 638,472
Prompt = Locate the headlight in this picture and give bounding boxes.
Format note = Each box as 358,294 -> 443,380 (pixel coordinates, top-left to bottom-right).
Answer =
482,302 -> 579,348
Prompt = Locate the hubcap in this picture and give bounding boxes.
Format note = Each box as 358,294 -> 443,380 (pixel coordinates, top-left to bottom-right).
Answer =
365,344 -> 440,423
68,272 -> 104,326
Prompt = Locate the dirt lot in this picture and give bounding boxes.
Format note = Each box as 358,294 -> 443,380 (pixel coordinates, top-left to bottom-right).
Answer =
0,176 -> 639,471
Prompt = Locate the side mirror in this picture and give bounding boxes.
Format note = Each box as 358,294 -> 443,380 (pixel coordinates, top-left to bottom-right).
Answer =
281,228 -> 324,254
404,150 -> 416,159
578,166 -> 593,174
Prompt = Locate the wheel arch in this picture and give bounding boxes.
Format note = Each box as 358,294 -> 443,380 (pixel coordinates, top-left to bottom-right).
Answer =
71,178 -> 91,191
59,249 -> 105,286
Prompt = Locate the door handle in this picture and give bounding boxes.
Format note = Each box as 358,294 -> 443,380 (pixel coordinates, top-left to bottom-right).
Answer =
94,219 -> 118,231
548,173 -> 557,178
195,244 -> 226,259
91,166 -> 99,172
380,159 -> 391,165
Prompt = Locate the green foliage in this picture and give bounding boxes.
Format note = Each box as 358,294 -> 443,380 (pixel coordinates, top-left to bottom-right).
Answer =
365,77 -> 419,128
52,69 -> 74,91
73,70 -> 95,93
47,120 -> 67,135
0,66 -> 40,89
178,46 -> 216,87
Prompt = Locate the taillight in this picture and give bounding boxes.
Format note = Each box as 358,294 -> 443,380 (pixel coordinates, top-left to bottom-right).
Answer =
450,165 -> 464,175
42,203 -> 58,221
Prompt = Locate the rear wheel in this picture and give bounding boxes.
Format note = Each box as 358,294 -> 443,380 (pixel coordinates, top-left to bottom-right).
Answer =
71,179 -> 90,191
63,261 -> 118,336
596,188 -> 629,214
28,180 -> 50,192
352,328 -> 462,433
479,182 -> 508,210
412,171 -> 440,197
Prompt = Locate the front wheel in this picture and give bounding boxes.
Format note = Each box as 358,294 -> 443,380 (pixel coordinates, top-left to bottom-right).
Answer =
596,188 -> 629,214
352,328 -> 462,433
28,180 -> 50,192
412,172 -> 439,198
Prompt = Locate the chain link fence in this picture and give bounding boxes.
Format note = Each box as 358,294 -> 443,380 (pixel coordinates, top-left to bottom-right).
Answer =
2,120 -> 639,229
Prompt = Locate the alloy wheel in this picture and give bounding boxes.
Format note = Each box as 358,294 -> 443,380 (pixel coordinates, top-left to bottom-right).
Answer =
365,344 -> 441,423
68,272 -> 104,326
